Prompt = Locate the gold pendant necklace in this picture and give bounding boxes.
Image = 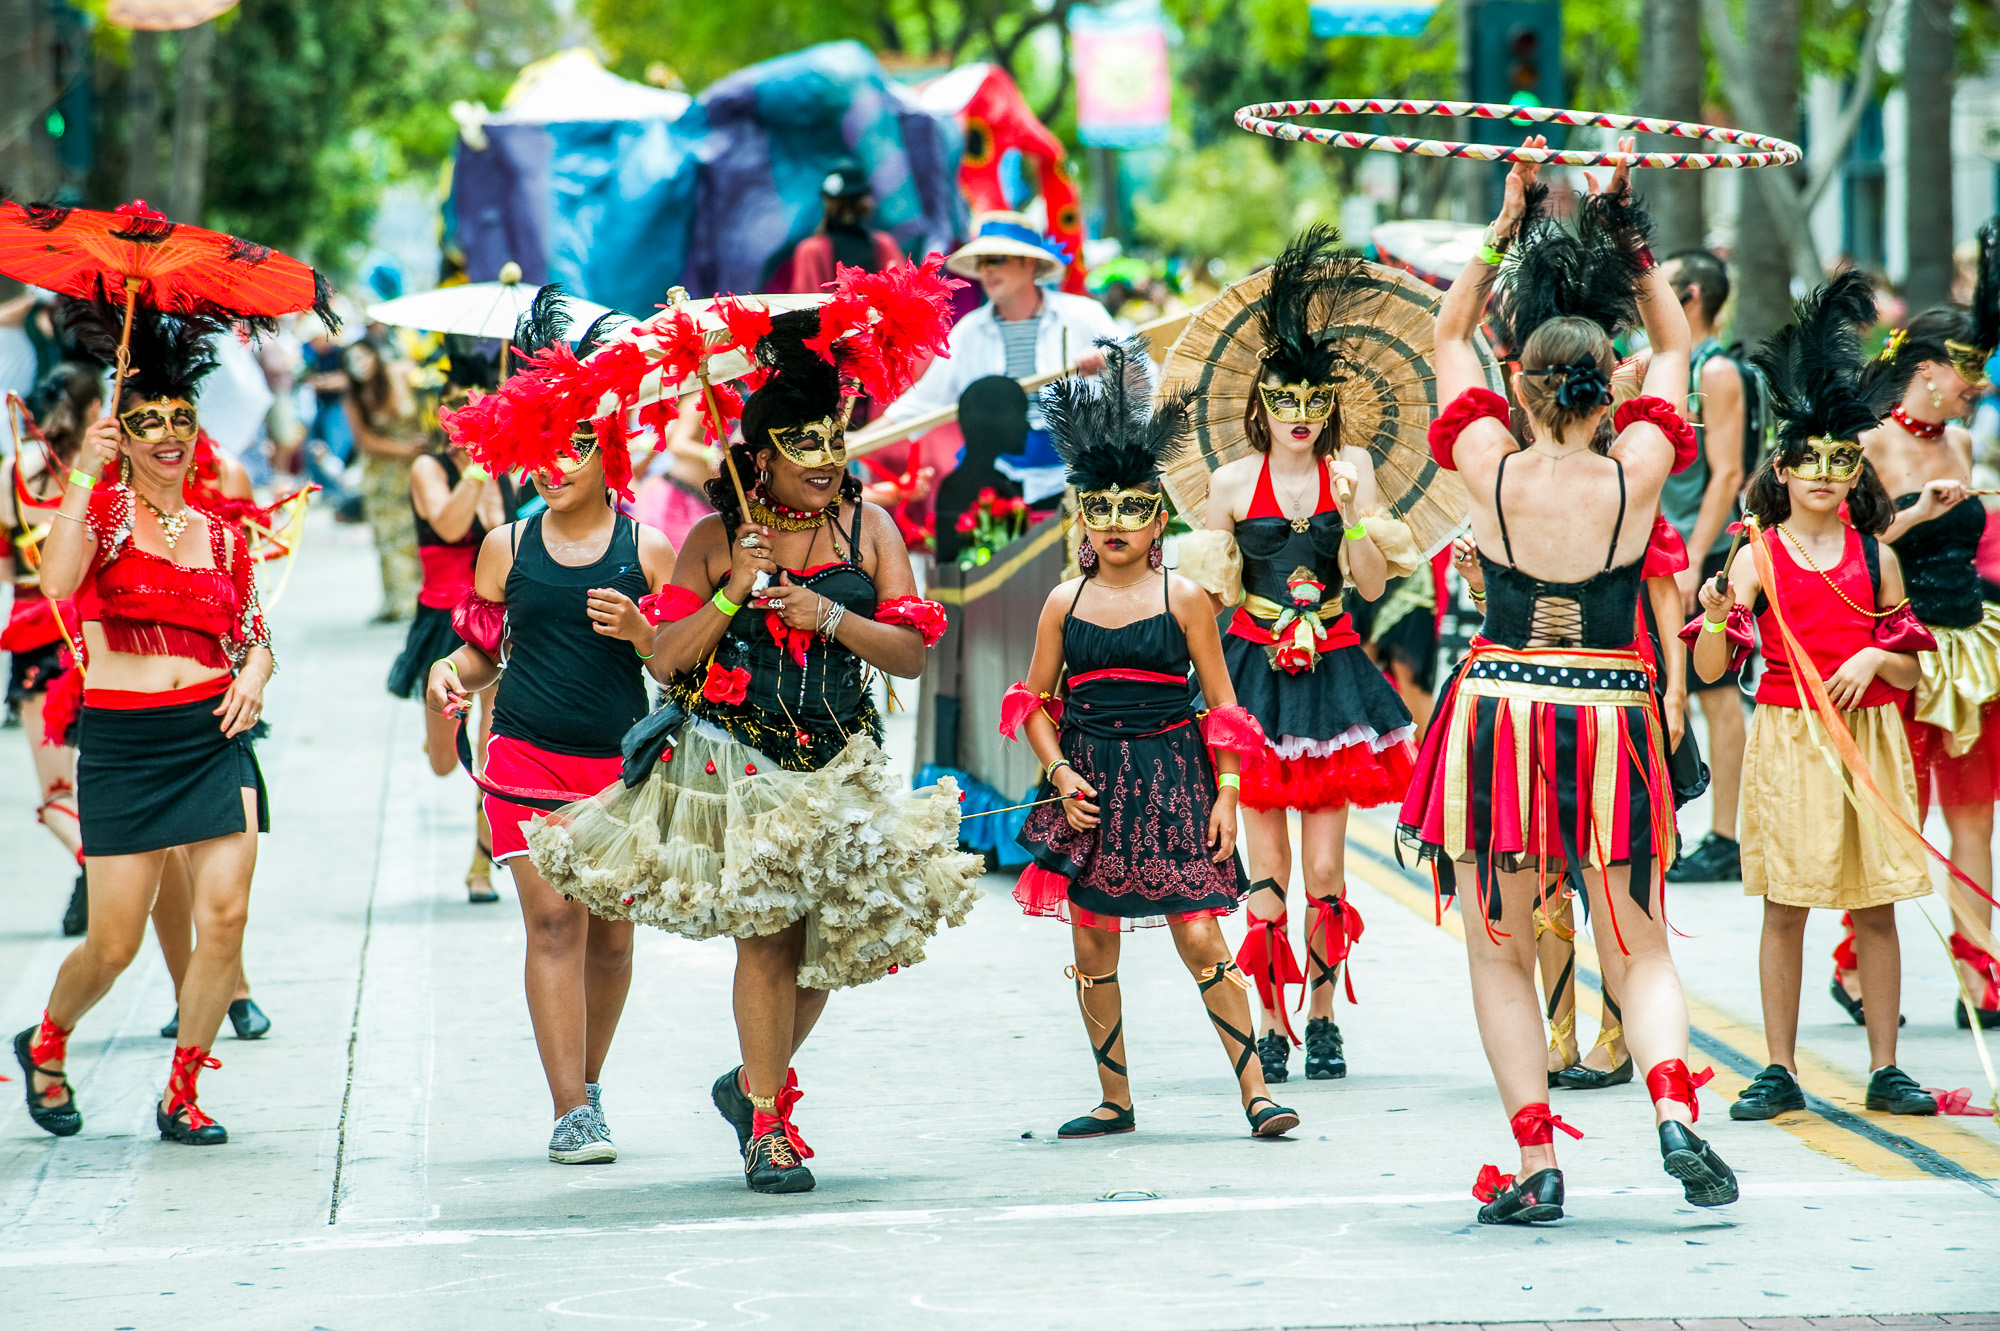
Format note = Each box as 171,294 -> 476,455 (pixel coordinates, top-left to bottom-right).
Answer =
745,494 -> 827,532
134,491 -> 190,551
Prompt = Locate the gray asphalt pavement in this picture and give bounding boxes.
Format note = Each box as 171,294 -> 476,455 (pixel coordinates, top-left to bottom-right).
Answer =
2,515 -> 1997,1329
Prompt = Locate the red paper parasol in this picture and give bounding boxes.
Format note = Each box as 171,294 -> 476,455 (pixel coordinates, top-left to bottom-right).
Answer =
0,199 -> 335,412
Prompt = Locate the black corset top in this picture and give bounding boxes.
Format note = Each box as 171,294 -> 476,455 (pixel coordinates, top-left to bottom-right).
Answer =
1892,492 -> 1985,629
1478,449 -> 1642,650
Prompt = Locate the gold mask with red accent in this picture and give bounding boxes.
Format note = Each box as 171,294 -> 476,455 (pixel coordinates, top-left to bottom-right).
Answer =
770,415 -> 848,469
1257,380 -> 1337,424
1077,487 -> 1164,532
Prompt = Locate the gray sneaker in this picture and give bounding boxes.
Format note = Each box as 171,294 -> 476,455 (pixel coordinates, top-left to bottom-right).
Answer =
549,1104 -> 617,1164
586,1083 -> 612,1145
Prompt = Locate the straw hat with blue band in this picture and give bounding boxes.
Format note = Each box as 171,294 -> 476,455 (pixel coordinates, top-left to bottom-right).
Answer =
945,211 -> 1071,283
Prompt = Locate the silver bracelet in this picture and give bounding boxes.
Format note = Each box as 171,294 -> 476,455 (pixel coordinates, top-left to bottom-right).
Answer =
818,599 -> 845,639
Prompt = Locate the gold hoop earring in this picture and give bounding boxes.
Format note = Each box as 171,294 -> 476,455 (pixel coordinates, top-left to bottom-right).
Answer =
1926,376 -> 1944,410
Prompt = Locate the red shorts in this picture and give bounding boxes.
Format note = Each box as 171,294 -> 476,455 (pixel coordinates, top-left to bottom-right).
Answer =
482,735 -> 621,861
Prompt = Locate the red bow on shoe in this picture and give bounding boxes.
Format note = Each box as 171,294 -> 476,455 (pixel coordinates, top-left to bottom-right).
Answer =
749,1068 -> 816,1161
1950,934 -> 2000,1011
1472,1163 -> 1516,1202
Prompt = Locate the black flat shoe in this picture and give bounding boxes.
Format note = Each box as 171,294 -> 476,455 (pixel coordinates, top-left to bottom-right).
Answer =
1245,1096 -> 1299,1137
1729,1063 -> 1806,1120
1476,1167 -> 1565,1225
1255,1030 -> 1289,1084
1058,1101 -> 1135,1138
156,1101 -> 227,1145
1303,1016 -> 1346,1080
228,999 -> 271,1040
1829,973 -> 1905,1027
1957,1000 -> 2000,1030
61,872 -> 86,937
160,1012 -> 179,1039
1553,1056 -> 1634,1090
711,1065 -> 755,1156
1659,1121 -> 1738,1207
13,1028 -> 81,1137
744,1127 -> 814,1193
1865,1065 -> 1938,1115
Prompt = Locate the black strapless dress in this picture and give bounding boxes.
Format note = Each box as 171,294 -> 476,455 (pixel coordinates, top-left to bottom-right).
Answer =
1892,492 -> 2000,806
1015,590 -> 1248,930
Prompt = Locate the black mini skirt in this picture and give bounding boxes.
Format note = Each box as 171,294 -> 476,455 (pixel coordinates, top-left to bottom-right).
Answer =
77,689 -> 268,856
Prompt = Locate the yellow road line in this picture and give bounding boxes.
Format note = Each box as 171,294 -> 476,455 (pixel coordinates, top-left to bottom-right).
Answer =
1338,812 -> 1998,1183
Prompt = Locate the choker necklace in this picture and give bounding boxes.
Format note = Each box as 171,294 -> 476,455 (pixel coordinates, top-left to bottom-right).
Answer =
746,488 -> 828,531
134,490 -> 189,551
1890,404 -> 1947,439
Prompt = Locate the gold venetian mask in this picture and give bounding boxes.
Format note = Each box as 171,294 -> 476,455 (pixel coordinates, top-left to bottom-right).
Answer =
1945,339 -> 1992,390
1257,380 -> 1337,424
770,416 -> 847,470
1077,487 -> 1164,532
119,398 -> 199,445
555,429 -> 600,476
1787,437 -> 1865,484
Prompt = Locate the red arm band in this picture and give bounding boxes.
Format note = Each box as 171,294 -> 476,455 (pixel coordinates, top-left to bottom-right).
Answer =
1874,604 -> 1938,654
1678,601 -> 1755,672
1200,704 -> 1268,756
1426,388 -> 1509,472
453,593 -> 506,657
999,681 -> 1062,739
1613,395 -> 1699,473
876,595 -> 949,647
1642,514 -> 1689,579
638,585 -> 705,625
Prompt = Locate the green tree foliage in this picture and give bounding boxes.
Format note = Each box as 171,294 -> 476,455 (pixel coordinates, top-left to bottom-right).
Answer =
90,1 -> 553,270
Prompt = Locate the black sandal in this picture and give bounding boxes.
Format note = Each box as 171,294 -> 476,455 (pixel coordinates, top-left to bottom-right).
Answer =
467,839 -> 500,903
1476,1167 -> 1565,1224
1244,1096 -> 1299,1137
1058,1101 -> 1136,1138
13,1027 -> 81,1137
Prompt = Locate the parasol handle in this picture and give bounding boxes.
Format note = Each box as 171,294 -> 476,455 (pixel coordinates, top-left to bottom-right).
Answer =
1335,475 -> 1353,508
697,368 -> 748,516
1712,518 -> 1755,597
103,277 -> 141,420
498,338 -> 511,380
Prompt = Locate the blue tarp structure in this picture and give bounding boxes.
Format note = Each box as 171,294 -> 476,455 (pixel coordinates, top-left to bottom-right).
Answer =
449,41 -> 968,314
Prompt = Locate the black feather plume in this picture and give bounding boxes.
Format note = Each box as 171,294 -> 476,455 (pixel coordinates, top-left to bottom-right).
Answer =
1043,336 -> 1190,493
1256,224 -> 1368,385
1752,269 -> 1902,449
1492,185 -> 1655,354
740,307 -> 846,449
57,296 -> 224,403
511,284 -> 573,359
1971,216 -> 2000,353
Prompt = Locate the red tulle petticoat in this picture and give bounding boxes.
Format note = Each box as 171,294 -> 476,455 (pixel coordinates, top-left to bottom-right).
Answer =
1013,863 -> 1231,933
1908,703 -> 2000,813
1240,736 -> 1416,812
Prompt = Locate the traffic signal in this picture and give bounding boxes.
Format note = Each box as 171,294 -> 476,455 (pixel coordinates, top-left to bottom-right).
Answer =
1468,1 -> 1563,112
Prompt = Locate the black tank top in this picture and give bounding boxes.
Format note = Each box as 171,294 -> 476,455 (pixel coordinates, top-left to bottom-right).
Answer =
1477,451 -> 1644,650
491,513 -> 651,757
413,453 -> 517,549
1891,492 -> 1985,629
1060,574 -> 1196,739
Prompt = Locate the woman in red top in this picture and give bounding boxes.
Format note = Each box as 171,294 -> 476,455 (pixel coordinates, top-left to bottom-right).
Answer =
1690,272 -> 1941,1119
2,365 -> 99,935
12,301 -> 276,1147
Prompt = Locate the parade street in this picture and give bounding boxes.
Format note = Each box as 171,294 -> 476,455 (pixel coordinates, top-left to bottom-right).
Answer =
3,519 -> 1997,1329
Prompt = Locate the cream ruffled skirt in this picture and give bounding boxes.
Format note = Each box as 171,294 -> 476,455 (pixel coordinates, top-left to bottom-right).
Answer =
526,721 -> 984,990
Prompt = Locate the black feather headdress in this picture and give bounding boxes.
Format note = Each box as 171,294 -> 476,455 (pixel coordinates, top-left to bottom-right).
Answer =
1256,224 -> 1368,385
1970,216 -> 2000,354
1491,185 -> 1656,355
58,296 -> 225,403
1752,269 -> 1903,449
743,307 -> 846,439
1043,336 -> 1191,493
510,284 -> 574,360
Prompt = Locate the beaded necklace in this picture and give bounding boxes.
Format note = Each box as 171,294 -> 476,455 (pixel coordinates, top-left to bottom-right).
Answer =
1775,523 -> 1905,620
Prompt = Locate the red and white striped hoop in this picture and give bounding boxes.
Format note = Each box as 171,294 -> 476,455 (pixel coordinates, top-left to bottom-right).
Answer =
1236,99 -> 1802,169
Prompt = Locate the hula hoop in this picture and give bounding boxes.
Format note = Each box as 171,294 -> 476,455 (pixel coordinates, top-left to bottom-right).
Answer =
1236,99 -> 1801,169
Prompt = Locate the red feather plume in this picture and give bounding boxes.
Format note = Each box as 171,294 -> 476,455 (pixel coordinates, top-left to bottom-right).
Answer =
805,256 -> 963,403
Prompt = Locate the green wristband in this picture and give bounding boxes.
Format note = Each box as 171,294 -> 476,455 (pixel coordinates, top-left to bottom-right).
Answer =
1343,521 -> 1368,542
711,588 -> 741,617
1477,242 -> 1507,267
1217,772 -> 1241,791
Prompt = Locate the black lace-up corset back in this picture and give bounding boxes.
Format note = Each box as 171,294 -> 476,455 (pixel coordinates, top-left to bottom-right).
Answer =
1476,451 -> 1644,650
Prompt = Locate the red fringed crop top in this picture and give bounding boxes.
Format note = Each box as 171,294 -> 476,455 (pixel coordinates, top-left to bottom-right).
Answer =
78,486 -> 271,672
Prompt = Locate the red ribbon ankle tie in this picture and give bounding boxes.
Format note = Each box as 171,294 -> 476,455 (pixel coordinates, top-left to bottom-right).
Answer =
29,1011 -> 69,1066
1306,894 -> 1365,1004
1645,1059 -> 1715,1121
1950,934 -> 2000,1010
1510,1102 -> 1583,1147
166,1046 -> 223,1130
748,1068 -> 815,1161
1832,913 -> 1859,973
1233,915 -> 1304,1044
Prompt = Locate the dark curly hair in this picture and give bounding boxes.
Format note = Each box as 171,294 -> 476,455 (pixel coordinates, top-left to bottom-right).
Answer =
1743,450 -> 1895,535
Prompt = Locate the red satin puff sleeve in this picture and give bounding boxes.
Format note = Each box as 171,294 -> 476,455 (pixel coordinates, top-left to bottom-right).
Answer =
639,585 -> 705,624
1642,513 -> 1689,579
1613,395 -> 1699,473
1200,704 -> 1268,756
1427,388 -> 1509,471
1678,601 -> 1755,672
999,682 -> 1062,739
1874,604 -> 1938,654
453,592 -> 506,657
876,595 -> 949,647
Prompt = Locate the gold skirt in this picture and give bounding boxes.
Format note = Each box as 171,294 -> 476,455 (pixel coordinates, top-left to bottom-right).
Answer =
1741,702 -> 1931,909
527,724 -> 984,990
1912,602 -> 2000,758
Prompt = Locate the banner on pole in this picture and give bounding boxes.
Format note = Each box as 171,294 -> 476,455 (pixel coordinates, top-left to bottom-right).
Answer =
1069,1 -> 1172,150
1309,2 -> 1438,38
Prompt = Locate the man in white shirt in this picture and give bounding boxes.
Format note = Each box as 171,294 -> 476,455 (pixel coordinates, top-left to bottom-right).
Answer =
882,211 -> 1127,501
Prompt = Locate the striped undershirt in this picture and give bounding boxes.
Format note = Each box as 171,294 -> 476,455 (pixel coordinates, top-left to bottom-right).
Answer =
996,316 -> 1038,378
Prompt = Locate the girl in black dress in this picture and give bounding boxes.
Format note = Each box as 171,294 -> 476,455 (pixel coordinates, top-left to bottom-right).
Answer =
1007,339 -> 1300,1140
